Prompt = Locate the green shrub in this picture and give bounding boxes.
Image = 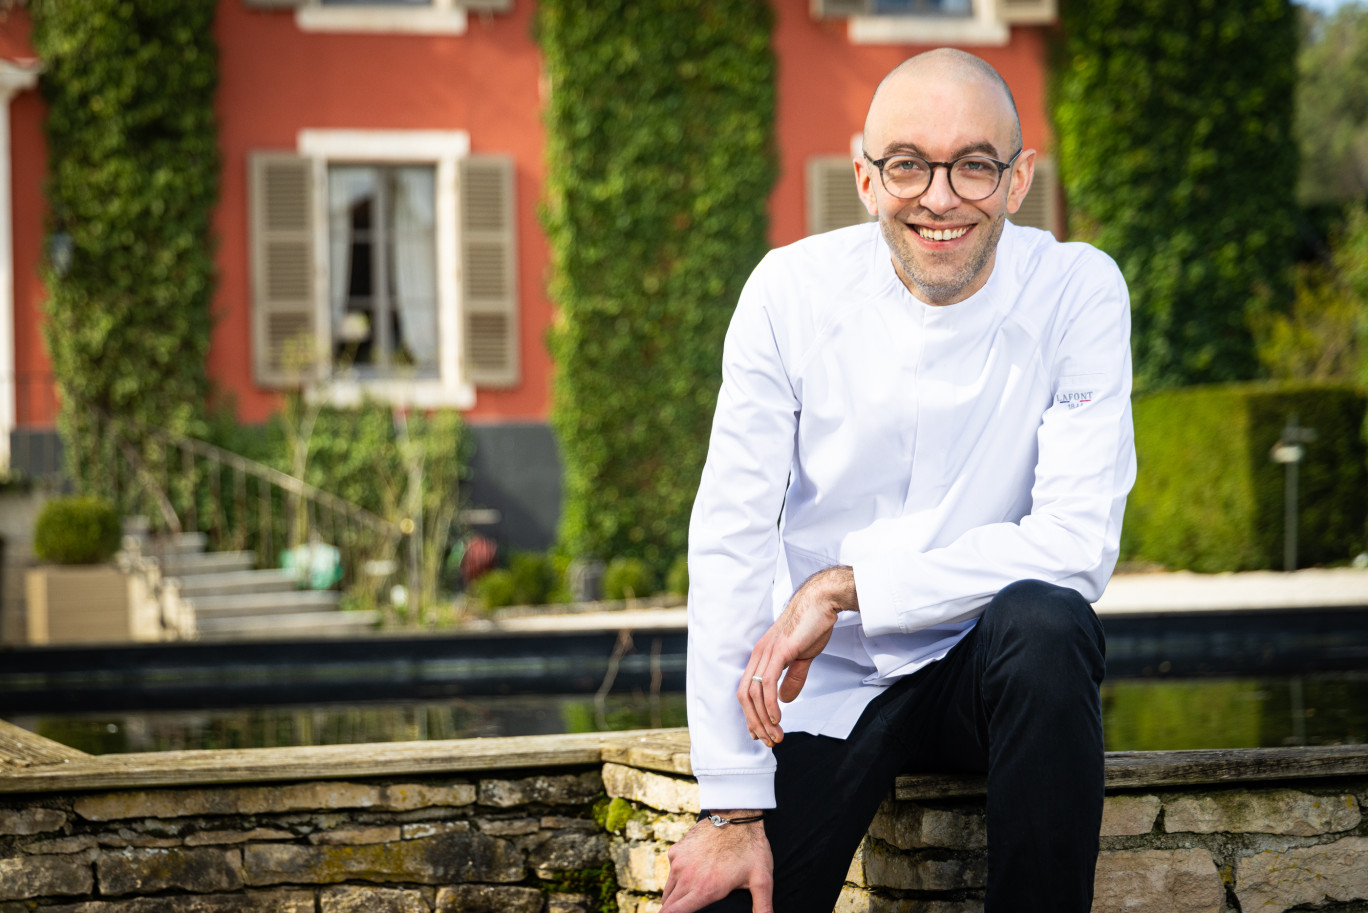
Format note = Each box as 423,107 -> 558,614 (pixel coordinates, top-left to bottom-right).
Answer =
275,400 -> 469,614
1124,383 -> 1367,571
0,471 -> 33,494
603,556 -> 656,601
1052,0 -> 1298,390
508,551 -> 559,606
665,554 -> 689,597
546,552 -> 575,604
33,496 -> 122,565
540,0 -> 776,578
470,569 -> 517,612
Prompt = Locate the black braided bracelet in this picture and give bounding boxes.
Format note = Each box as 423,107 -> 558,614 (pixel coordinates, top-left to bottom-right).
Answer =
705,812 -> 766,827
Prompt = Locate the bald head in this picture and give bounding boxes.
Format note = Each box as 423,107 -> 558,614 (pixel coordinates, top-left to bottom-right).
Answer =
855,48 -> 1035,306
865,49 -> 1022,154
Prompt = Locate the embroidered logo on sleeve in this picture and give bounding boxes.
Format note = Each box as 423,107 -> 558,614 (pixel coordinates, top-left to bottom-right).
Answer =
1055,372 -> 1105,410
1056,390 -> 1093,409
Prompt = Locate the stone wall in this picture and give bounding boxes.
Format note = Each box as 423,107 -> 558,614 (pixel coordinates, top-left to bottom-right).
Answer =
0,771 -> 614,912
1,725 -> 1366,913
598,739 -> 1368,913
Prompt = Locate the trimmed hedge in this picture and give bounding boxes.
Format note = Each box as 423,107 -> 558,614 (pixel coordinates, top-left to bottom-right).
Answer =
539,0 -> 777,575
33,496 -> 122,565
1052,0 -> 1298,391
1123,383 -> 1367,571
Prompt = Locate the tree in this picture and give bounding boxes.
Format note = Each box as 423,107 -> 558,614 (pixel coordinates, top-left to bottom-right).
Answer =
1252,204 -> 1368,383
1296,3 -> 1368,205
1053,0 -> 1299,391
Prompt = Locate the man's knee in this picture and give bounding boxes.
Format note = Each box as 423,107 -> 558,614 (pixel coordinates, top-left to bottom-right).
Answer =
979,580 -> 1104,680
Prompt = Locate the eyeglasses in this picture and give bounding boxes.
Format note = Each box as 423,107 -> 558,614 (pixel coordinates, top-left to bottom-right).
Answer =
863,148 -> 1021,202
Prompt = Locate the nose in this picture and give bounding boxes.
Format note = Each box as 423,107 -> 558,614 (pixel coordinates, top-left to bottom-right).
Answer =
918,164 -> 961,214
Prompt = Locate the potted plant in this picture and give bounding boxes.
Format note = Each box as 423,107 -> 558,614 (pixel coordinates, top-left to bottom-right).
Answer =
24,495 -> 130,644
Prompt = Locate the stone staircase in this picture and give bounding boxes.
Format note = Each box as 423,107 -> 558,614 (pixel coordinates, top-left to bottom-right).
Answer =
123,526 -> 380,641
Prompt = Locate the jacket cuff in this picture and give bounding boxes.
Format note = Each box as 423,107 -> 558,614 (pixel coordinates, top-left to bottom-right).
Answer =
852,556 -> 906,637
695,771 -> 777,811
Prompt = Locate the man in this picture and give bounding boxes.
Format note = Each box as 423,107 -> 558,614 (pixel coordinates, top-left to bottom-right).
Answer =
660,49 -> 1136,913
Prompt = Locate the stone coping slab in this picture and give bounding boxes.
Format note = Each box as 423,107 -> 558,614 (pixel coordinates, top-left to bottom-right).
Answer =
894,744 -> 1368,799
0,727 -> 679,794
2,722 -> 1365,798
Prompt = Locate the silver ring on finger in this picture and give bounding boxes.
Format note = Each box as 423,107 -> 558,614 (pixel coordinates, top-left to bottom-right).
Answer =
751,674 -> 764,684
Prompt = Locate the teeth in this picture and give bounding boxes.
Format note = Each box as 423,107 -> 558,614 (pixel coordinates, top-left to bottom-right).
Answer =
917,226 -> 968,241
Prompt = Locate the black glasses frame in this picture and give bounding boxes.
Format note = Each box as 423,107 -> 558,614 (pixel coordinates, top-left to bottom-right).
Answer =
863,148 -> 1023,202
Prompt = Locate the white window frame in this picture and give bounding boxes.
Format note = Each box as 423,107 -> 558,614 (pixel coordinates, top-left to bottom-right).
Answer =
848,0 -> 1009,45
297,129 -> 475,409
0,61 -> 41,471
295,0 -> 468,35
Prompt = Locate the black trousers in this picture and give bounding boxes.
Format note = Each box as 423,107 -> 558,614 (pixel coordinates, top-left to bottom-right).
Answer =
700,580 -> 1107,913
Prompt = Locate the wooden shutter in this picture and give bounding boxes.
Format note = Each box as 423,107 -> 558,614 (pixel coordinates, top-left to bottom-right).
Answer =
461,0 -> 513,11
1011,155 -> 1059,237
811,0 -> 870,18
997,0 -> 1056,24
807,156 -> 872,236
460,155 -> 519,388
249,153 -> 318,388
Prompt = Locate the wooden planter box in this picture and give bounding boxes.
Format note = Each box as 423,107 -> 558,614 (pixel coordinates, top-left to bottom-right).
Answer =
24,565 -> 132,645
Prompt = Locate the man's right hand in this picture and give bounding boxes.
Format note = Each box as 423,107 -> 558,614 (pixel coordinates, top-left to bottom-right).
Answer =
660,813 -> 774,913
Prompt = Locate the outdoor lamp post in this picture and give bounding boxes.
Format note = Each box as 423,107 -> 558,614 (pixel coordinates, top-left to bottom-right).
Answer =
48,231 -> 73,277
1270,414 -> 1316,572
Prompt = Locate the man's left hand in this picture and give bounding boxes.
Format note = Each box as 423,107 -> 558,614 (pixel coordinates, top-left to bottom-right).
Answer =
739,565 -> 858,746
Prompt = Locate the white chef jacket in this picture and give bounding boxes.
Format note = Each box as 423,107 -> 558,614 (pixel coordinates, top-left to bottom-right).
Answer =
685,220 -> 1136,811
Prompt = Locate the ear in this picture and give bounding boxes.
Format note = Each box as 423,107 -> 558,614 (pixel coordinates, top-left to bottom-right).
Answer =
1004,148 -> 1036,215
854,155 -> 879,217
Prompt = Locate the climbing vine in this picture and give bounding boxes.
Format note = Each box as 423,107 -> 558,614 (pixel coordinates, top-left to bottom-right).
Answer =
1052,0 -> 1298,390
540,0 -> 777,572
32,0 -> 219,490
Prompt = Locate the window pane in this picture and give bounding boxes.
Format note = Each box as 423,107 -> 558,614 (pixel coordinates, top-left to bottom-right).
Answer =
873,0 -> 972,15
327,164 -> 438,377
389,166 -> 438,372
329,167 -> 379,369
320,1 -> 431,7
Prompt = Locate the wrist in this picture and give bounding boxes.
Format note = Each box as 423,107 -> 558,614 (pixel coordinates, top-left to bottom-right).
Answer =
822,565 -> 859,613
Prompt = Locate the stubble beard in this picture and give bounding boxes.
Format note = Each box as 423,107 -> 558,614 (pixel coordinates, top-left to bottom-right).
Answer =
882,209 -> 1007,306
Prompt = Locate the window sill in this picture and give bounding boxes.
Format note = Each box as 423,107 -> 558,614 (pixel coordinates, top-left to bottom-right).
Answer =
848,15 -> 1009,45
309,375 -> 477,411
295,7 -> 468,35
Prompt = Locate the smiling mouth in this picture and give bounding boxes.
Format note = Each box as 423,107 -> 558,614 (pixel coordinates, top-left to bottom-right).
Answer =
916,225 -> 969,241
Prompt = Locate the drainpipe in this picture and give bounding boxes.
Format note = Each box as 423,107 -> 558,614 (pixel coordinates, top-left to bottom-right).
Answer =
0,59 -> 41,473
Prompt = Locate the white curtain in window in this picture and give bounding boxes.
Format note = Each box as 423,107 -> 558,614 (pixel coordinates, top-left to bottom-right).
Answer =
391,166 -> 438,368
328,168 -> 378,333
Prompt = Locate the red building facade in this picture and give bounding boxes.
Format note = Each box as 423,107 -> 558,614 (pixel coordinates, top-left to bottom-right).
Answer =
0,0 -> 1056,547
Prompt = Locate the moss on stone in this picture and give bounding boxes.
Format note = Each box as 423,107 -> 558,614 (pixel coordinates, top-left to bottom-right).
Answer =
541,861 -> 620,913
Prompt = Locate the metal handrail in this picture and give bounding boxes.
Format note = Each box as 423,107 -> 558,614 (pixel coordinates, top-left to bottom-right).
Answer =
72,407 -> 407,605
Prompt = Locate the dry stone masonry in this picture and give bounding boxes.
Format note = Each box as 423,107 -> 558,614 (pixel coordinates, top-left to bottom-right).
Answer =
0,772 -> 612,913
597,739 -> 1368,913
1,725 -> 1365,913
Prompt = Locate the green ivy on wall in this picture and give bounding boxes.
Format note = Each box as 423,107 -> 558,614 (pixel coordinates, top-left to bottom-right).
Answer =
1052,0 -> 1298,392
32,0 -> 219,488
538,0 -> 777,573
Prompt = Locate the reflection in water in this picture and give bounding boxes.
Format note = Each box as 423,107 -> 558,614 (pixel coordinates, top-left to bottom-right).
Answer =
1102,673 -> 1368,751
17,693 -> 691,756
15,674 -> 1368,756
